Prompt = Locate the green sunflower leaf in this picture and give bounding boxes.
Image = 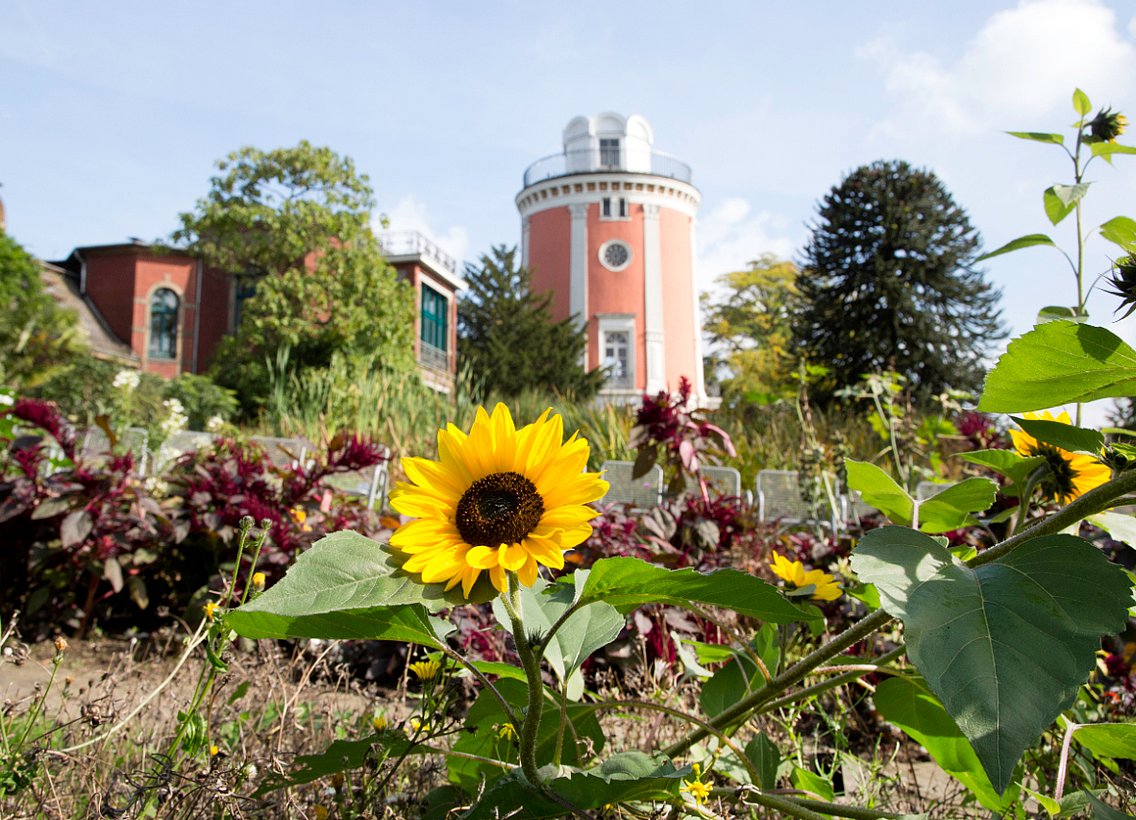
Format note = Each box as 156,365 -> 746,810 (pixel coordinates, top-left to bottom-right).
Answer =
1010,416 -> 1105,454
978,321 -> 1136,412
1099,216 -> 1136,253
1074,722 -> 1136,760
1006,131 -> 1065,145
233,530 -> 494,619
874,676 -> 1018,811
976,233 -> 1056,263
227,600 -> 453,649
851,527 -> 1131,793
1073,89 -> 1092,117
491,578 -> 624,693
1043,184 -> 1090,226
843,459 -> 914,526
960,449 -> 1046,489
463,752 -> 686,819
917,477 -> 998,533
576,556 -> 822,627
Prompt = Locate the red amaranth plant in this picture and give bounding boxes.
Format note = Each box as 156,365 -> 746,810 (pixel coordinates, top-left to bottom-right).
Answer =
630,376 -> 735,498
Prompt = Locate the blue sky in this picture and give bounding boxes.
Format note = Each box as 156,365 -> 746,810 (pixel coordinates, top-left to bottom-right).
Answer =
3,0 -> 1136,361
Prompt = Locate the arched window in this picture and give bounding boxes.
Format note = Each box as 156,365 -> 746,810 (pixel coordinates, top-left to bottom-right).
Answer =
149,288 -> 179,360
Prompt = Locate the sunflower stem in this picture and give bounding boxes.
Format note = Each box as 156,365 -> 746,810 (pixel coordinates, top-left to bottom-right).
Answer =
503,574 -> 546,787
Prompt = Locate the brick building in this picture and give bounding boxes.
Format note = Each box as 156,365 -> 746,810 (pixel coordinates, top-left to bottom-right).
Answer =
50,230 -> 464,391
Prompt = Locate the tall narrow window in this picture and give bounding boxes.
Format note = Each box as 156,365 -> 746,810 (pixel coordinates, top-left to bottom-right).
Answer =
599,138 -> 620,167
603,330 -> 631,388
601,197 -> 612,218
149,288 -> 179,360
420,284 -> 448,369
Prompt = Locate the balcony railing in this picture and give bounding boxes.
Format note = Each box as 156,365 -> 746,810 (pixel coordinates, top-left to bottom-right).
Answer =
378,230 -> 459,276
418,341 -> 451,373
522,149 -> 693,188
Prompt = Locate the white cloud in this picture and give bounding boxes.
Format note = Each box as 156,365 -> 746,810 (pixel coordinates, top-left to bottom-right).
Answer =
379,196 -> 470,264
860,0 -> 1136,137
695,197 -> 795,300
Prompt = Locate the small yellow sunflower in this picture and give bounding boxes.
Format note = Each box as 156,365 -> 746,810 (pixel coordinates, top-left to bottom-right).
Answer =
681,777 -> 712,805
769,551 -> 842,602
390,404 -> 609,598
409,658 -> 441,681
1010,410 -> 1110,503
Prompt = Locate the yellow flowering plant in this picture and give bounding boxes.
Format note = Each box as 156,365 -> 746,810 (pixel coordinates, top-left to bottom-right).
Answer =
226,262 -> 1136,820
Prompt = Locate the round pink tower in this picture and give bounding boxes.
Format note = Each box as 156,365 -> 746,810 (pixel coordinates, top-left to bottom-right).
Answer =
517,112 -> 706,403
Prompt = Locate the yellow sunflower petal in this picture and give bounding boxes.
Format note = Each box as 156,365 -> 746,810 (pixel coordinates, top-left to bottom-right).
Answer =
516,556 -> 540,587
488,403 -> 518,473
467,545 -> 499,569
402,457 -> 466,501
488,564 -> 508,593
523,533 -> 565,569
498,542 -> 528,572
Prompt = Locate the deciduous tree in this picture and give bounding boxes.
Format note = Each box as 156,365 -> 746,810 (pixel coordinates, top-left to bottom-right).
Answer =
173,142 -> 415,410
702,254 -> 802,405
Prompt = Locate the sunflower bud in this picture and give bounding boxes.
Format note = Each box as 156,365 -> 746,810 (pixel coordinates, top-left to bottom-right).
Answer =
1105,255 -> 1136,319
1084,107 -> 1128,143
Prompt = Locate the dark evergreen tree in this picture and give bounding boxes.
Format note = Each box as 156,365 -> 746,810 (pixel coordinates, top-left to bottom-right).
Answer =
458,246 -> 604,399
793,160 -> 1005,400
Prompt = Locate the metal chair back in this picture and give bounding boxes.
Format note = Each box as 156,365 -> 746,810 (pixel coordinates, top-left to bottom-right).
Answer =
600,460 -> 663,508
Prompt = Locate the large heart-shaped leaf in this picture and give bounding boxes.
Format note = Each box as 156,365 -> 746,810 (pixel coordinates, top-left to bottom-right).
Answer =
235,530 -> 493,617
874,676 -> 1017,811
918,478 -> 997,533
577,557 -> 820,627
491,579 -> 623,694
227,600 -> 453,649
851,527 -> 1130,792
844,459 -> 914,525
979,322 -> 1136,412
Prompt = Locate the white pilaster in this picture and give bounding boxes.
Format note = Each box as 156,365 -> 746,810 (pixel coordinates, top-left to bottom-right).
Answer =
690,218 -> 708,404
643,203 -> 666,393
521,216 -> 531,269
568,203 -> 589,366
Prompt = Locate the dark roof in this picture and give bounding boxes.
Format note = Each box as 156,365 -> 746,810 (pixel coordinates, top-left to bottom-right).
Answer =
39,261 -> 138,365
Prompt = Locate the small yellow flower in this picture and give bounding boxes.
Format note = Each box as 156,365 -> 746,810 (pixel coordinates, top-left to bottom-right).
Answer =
496,722 -> 518,742
204,601 -> 218,621
251,572 -> 266,592
1010,411 -> 1111,503
409,658 -> 441,682
209,744 -> 219,756
408,717 -> 432,734
769,551 -> 842,602
681,777 -> 712,805
372,713 -> 388,732
290,506 -> 312,532
314,807 -> 329,820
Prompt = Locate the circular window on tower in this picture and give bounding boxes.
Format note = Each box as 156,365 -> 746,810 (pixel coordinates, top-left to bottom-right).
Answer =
598,240 -> 632,272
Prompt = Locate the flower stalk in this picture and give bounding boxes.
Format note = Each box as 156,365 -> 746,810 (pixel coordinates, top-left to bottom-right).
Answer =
502,574 -> 546,787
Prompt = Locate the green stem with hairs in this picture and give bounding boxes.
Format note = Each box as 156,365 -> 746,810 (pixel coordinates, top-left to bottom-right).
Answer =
501,574 -> 546,787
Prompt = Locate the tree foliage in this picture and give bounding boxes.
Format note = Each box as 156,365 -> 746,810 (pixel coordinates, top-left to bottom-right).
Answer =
0,231 -> 83,389
702,255 -> 802,404
458,246 -> 603,400
793,160 -> 1005,400
172,141 -> 376,278
173,142 -> 416,411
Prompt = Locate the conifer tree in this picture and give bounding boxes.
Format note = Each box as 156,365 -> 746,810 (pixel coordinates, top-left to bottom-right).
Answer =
793,160 -> 1005,401
458,246 -> 604,399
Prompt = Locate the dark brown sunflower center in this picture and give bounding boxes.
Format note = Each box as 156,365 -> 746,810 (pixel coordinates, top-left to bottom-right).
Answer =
1029,444 -> 1076,499
456,471 -> 544,547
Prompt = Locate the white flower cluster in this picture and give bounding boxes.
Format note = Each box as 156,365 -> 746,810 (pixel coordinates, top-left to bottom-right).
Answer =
206,415 -> 226,433
0,390 -> 14,408
160,397 -> 188,435
113,369 -> 141,391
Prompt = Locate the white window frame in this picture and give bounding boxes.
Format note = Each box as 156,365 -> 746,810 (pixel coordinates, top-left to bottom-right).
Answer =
597,314 -> 636,392
598,239 -> 633,272
598,137 -> 621,168
599,196 -> 630,222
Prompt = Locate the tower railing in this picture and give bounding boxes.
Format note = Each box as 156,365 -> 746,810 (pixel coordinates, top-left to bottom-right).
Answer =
378,230 -> 460,276
522,149 -> 693,188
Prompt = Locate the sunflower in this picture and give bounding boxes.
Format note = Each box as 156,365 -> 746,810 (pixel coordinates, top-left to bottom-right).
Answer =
769,551 -> 842,602
1010,410 -> 1111,504
389,404 -> 609,598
